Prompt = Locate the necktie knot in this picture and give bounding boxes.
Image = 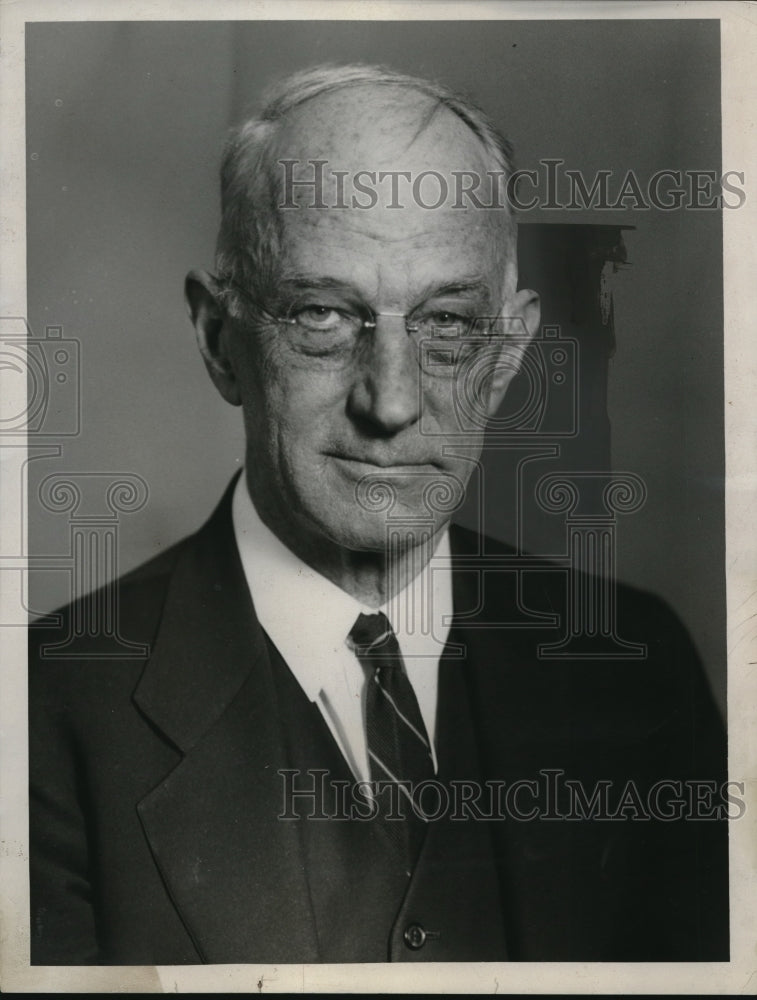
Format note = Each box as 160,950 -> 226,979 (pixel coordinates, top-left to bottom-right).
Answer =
348,611 -> 399,660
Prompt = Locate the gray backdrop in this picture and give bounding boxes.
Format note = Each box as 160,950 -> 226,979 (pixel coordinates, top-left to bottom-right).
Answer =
25,20 -> 725,709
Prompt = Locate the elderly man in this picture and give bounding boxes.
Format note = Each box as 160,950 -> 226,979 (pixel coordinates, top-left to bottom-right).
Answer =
29,64 -> 728,965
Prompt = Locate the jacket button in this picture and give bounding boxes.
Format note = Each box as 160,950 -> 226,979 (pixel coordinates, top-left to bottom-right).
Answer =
403,923 -> 427,950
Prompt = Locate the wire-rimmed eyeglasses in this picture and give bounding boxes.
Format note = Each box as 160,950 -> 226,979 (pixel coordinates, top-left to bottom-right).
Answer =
216,275 -> 508,378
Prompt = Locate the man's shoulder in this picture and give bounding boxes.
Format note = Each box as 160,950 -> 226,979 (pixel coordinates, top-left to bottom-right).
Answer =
27,540 -> 192,737
29,535 -> 185,661
27,478 -> 248,776
448,520 -> 672,624
449,525 -> 724,781
447,520 -> 716,718
30,477 -> 240,666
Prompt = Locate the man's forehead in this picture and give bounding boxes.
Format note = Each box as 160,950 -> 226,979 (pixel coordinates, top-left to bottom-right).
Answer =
261,85 -> 505,253
278,202 -> 504,265
275,208 -> 505,308
269,84 -> 491,177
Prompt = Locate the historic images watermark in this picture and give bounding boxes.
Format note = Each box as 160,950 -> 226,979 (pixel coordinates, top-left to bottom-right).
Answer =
1,316 -> 150,651
278,158 -> 747,212
279,768 -> 746,823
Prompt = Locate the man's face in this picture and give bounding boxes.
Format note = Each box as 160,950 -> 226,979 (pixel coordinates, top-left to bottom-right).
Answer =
212,90 -> 536,555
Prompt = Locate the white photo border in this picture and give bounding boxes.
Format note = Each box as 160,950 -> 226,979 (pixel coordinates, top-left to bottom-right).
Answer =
1,1 -> 755,993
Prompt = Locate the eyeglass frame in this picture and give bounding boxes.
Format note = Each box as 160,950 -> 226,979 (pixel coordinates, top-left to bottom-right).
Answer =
213,273 -> 519,377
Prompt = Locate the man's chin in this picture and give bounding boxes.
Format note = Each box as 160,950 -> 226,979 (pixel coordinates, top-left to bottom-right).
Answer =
331,464 -> 465,524
314,505 -> 449,557
289,465 -> 464,554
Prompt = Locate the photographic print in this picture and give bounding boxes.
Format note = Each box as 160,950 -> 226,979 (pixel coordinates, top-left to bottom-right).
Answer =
1,1 -> 755,994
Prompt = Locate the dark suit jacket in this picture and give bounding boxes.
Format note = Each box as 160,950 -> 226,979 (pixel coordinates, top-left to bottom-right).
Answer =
29,478 -> 729,964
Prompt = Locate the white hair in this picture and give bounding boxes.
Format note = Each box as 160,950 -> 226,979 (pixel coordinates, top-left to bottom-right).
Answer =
214,63 -> 516,319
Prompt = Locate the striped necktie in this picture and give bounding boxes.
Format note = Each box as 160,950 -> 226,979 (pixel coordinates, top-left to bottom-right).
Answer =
349,611 -> 435,863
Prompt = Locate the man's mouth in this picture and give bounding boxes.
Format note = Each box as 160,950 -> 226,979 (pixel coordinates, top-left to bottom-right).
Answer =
326,452 -> 442,473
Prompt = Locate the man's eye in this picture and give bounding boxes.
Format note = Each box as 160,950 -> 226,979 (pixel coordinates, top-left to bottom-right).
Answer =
430,311 -> 463,326
419,311 -> 470,337
292,305 -> 343,330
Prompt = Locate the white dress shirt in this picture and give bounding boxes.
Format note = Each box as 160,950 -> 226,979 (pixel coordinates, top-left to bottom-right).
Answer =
231,473 -> 453,782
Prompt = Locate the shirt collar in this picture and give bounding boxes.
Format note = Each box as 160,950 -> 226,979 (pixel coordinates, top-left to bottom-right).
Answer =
231,473 -> 452,701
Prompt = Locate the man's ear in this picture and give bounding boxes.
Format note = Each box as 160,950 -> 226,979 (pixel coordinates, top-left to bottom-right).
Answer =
184,268 -> 242,406
483,287 -> 541,417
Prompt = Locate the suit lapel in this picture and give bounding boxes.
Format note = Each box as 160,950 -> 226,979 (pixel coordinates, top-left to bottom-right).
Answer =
133,481 -> 319,963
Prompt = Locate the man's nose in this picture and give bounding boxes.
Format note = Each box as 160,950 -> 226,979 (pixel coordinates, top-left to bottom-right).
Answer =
347,316 -> 421,434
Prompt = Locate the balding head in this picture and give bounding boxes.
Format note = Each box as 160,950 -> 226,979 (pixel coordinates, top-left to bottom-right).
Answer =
272,81 -> 493,173
214,64 -> 516,320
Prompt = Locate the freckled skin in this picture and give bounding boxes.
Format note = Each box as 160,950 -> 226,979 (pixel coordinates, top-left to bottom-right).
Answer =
189,86 -> 539,604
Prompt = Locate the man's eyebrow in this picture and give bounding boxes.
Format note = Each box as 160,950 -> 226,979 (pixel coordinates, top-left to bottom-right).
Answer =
278,275 -> 356,293
278,276 -> 492,299
417,279 -> 491,300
